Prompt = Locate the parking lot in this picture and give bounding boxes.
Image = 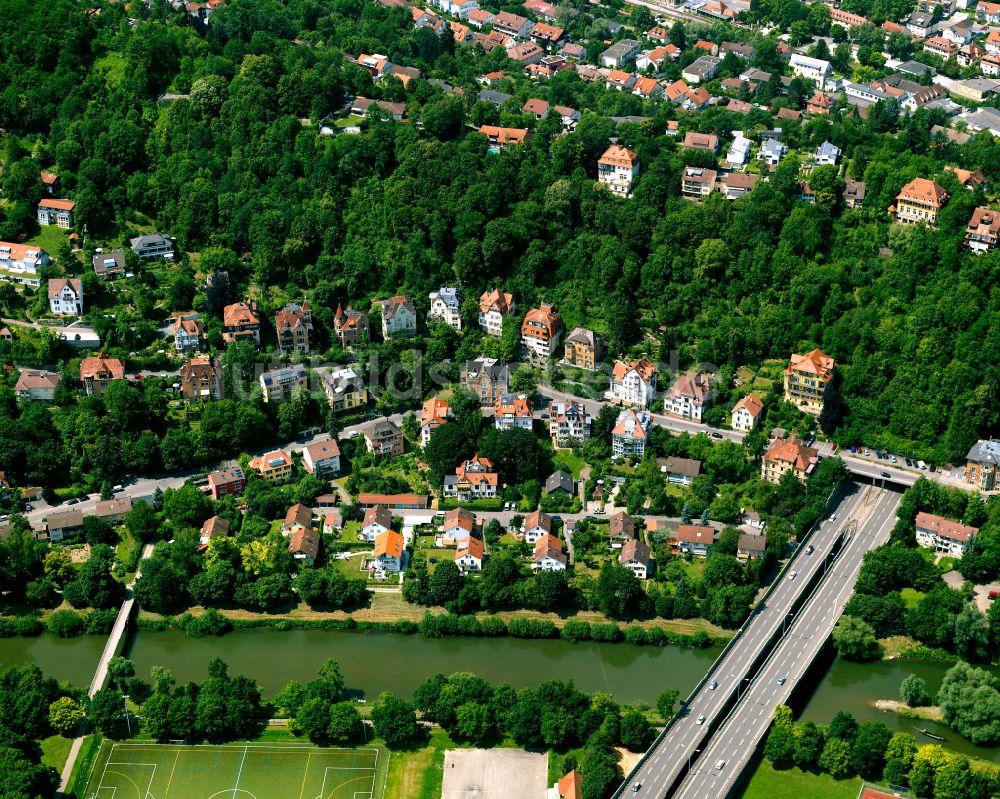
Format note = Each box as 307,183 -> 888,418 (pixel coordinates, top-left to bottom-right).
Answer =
441,748 -> 548,799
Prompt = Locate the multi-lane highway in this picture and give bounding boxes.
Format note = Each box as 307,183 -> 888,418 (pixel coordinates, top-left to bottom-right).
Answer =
615,483 -> 881,799
670,487 -> 901,799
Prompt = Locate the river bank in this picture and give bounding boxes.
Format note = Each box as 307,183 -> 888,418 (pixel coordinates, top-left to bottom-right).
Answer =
872,698 -> 944,722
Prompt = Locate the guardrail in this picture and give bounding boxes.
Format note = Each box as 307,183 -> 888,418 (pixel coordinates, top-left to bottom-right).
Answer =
609,480 -> 850,798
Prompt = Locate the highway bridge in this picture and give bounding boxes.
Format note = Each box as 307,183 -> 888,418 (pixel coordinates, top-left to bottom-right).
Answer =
613,483 -> 901,799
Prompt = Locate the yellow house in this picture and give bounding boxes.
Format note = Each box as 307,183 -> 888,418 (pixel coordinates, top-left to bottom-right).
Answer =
250,450 -> 293,485
783,349 -> 835,417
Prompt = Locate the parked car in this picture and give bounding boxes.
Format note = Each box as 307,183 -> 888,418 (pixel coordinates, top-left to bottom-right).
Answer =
710,432 -> 723,439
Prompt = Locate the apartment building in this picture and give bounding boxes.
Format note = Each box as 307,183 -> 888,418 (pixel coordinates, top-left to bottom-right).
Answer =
478,289 -> 515,336
130,234 -> 175,261
965,438 -> 1000,490
562,327 -> 601,370
80,356 -> 125,397
663,372 -> 711,421
250,450 -> 294,485
611,408 -> 651,459
915,512 -> 978,557
761,438 -> 818,484
49,278 -> 83,315
682,166 -> 717,198
428,287 -> 463,331
520,303 -> 564,363
964,206 -> 1000,253
259,364 -> 308,403
420,396 -> 452,446
364,418 -> 404,458
494,393 -> 533,431
318,367 -> 368,413
0,242 -> 48,289
893,178 -> 949,227
731,394 -> 764,432
380,295 -> 417,339
607,357 -> 657,408
548,400 -> 592,447
461,358 -> 510,404
179,355 -> 224,402
597,145 -> 640,196
275,302 -> 313,354
222,301 -> 261,346
37,198 -> 75,228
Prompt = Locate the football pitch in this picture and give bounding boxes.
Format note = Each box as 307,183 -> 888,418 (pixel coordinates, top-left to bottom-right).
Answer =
81,741 -> 387,799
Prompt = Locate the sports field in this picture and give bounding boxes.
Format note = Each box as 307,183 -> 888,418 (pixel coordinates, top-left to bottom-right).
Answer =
81,741 -> 387,799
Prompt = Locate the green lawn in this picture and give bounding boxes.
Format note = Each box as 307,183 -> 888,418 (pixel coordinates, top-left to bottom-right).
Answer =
900,587 -> 925,609
40,734 -> 73,772
29,225 -> 70,260
738,761 -> 862,799
552,450 -> 588,479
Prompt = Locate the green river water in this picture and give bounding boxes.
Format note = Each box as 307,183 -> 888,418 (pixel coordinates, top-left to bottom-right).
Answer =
1,629 -> 997,760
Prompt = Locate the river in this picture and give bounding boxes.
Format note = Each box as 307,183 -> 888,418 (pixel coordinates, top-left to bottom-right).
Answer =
3,629 -> 999,760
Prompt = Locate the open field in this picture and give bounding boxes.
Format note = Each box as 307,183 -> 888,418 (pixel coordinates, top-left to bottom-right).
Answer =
738,761 -> 862,799
81,741 -> 387,799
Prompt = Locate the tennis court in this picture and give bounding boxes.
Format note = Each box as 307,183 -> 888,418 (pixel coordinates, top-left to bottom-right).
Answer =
82,741 -> 386,799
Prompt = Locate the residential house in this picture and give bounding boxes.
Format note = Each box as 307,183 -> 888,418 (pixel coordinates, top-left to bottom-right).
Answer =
608,510 -> 635,547
47,509 -> 84,542
322,511 -> 344,534
720,173 -> 758,199
532,533 -> 567,570
683,131 -> 719,153
373,530 -> 405,573
301,440 -> 342,478
289,528 -> 321,567
807,92 -> 834,115
789,54 -> 831,87
0,242 -> 47,289
813,141 -> 841,166
461,358 -> 510,404
478,289 -> 515,336
531,22 -> 564,50
95,497 -> 132,525
282,503 -> 314,536
546,470 -> 575,496
663,372 -> 711,421
0,326 -> 11,341
945,165 -> 986,190
761,438 -> 818,484
37,198 -> 75,228
333,304 -> 369,346
549,770 -> 583,799
965,439 -> 1000,490
731,394 -> 764,431
694,39 -> 719,55
275,302 -> 313,354
443,507 -> 477,545
721,42 -> 754,59
478,88 -> 512,107
978,0 -> 1000,24
494,393 -> 533,431
521,303 -> 563,363
742,509 -> 766,531
260,364 -> 308,403
200,515 -> 231,545
207,465 -> 246,500
92,250 -> 127,281
222,301 -> 261,346
420,396 -> 452,447
758,138 -> 786,167
362,505 -> 393,541
830,7 -> 868,26
443,455 -> 499,500
562,327 -> 601,370
965,206 -> 1000,253
49,278 -> 83,315
659,456 -> 702,486
597,145 -> 640,196
523,509 -> 553,544
645,26 -> 670,43
607,357 -> 657,407
724,131 -> 752,169
915,512 -> 978,557
737,534 -> 766,561
180,355 -> 224,402
889,178 -> 949,227
674,524 -> 715,556
605,70 -> 636,92
250,450 -> 294,485
960,41 -> 987,67
14,370 -> 60,401
665,79 -> 690,103
130,233 -> 174,261
619,540 -> 651,579
601,39 -> 641,68
844,179 -> 867,208
558,42 -> 585,61
318,367 -> 368,413
632,77 -> 661,99
682,55 -> 722,84
727,98 -> 753,114
784,348 -> 835,416
480,125 -> 531,151
80,355 -> 124,396
682,166 -> 716,198
637,45 -> 677,71
554,105 -> 580,129
493,10 -> 533,37
428,287 -> 463,331
611,408 -> 651,459
172,317 -> 203,354
509,40 -> 544,65
380,295 -> 417,339
456,536 -> 485,572
549,400 -> 591,447
363,418 -> 404,458
39,171 -> 60,194
467,7 -> 494,26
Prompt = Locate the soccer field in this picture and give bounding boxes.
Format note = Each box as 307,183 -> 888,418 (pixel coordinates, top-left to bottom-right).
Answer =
81,741 -> 387,799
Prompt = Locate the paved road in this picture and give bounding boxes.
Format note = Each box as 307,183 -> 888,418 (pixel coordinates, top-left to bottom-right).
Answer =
616,485 -> 873,798
671,488 -> 901,799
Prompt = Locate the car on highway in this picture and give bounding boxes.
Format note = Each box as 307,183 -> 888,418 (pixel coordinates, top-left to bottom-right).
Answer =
788,571 -> 797,581
880,471 -> 891,478
806,545 -> 814,555
715,760 -> 726,770
777,676 -> 786,685
696,714 -> 705,725
631,782 -> 642,793
709,680 -> 717,689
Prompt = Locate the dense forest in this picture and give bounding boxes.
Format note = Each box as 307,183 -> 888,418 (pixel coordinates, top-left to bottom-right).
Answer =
1,0 -> 999,470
